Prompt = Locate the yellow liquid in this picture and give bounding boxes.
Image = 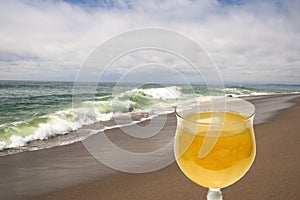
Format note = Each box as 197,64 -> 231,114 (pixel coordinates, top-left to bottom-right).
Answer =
175,111 -> 255,188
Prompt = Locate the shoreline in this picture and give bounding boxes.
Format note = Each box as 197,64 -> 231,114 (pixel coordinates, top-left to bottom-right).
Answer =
0,111 -> 153,156
0,94 -> 299,199
1,93 -> 298,156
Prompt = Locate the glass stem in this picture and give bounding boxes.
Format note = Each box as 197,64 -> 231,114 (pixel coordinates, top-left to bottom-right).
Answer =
207,188 -> 222,200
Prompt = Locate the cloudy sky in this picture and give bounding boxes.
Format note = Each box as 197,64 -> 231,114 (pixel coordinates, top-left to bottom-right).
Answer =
0,0 -> 299,84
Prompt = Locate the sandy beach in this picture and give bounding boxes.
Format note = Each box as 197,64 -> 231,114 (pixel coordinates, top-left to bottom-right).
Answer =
1,94 -> 300,200
1,1 -> 300,199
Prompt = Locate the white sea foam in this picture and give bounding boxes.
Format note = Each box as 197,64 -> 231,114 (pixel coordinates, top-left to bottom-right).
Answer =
0,87 -> 182,150
8,135 -> 27,148
0,84 -> 291,151
0,141 -> 7,149
31,108 -> 113,141
0,105 -> 115,150
223,87 -> 276,98
250,92 -> 270,96
134,86 -> 182,100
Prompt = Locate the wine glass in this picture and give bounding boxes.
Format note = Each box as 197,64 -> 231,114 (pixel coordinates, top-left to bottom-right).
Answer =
174,97 -> 256,200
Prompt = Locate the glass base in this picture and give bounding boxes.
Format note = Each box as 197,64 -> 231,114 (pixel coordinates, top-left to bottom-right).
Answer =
207,188 -> 222,200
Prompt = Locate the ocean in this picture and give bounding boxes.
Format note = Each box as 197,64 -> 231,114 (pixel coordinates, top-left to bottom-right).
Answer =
0,80 -> 299,152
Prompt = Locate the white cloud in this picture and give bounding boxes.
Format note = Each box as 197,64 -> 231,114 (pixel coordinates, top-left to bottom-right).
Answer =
0,0 -> 299,83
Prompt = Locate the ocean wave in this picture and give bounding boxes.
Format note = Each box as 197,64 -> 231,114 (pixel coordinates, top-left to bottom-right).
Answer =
1,83 -> 299,151
133,86 -> 182,100
0,86 -> 182,150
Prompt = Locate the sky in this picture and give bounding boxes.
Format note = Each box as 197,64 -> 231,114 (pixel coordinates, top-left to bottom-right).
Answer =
0,0 -> 299,84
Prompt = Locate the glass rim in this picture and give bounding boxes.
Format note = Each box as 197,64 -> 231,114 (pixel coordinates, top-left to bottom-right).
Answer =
174,97 -> 256,126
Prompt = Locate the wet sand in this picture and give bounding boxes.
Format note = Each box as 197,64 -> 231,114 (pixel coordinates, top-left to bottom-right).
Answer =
0,95 -> 299,200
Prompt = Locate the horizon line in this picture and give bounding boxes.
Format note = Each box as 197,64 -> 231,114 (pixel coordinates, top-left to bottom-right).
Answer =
0,79 -> 300,86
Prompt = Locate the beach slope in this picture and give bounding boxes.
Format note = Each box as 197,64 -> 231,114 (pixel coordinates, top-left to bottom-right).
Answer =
0,95 -> 299,200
